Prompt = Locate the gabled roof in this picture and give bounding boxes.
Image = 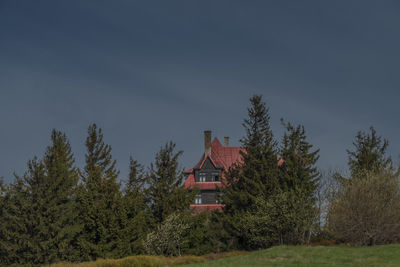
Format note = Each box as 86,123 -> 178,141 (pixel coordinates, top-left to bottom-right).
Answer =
189,138 -> 244,171
184,137 -> 244,189
184,136 -> 284,192
211,138 -> 244,170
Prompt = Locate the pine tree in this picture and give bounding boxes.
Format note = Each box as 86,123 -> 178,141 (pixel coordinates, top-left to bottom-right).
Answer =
220,95 -> 280,249
0,177 -> 31,266
280,120 -> 319,194
0,130 -> 80,265
278,121 -> 320,244
39,130 -> 81,262
347,126 -> 393,178
147,141 -> 195,225
77,123 -> 125,260
222,95 -> 279,213
121,156 -> 149,255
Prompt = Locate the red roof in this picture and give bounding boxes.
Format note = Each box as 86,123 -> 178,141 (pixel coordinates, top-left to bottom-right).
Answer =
184,137 -> 244,189
189,138 -> 244,170
184,136 -> 284,212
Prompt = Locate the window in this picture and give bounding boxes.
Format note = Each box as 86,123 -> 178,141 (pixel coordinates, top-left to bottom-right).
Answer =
212,172 -> 220,181
199,172 -> 206,182
195,194 -> 202,204
196,170 -> 221,182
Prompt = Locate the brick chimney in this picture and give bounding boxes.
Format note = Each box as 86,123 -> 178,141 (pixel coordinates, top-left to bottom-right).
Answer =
204,130 -> 211,156
224,136 -> 229,147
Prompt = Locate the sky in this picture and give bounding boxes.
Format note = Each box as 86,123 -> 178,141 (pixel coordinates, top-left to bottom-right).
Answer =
1,0 -> 400,183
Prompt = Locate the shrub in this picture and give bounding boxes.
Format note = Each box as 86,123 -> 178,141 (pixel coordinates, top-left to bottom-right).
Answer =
238,189 -> 316,249
327,170 -> 400,245
144,213 -> 189,256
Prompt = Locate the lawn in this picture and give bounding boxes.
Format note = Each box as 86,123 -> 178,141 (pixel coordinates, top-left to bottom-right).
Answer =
51,245 -> 400,267
183,245 -> 400,267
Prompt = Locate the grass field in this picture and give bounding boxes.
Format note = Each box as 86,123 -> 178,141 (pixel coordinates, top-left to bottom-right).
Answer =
52,245 -> 400,267
183,245 -> 400,267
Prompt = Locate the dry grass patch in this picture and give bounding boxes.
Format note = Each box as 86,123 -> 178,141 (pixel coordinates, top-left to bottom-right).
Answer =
50,251 -> 247,267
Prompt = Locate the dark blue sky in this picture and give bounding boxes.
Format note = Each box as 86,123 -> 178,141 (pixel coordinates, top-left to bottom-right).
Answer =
1,1 -> 399,183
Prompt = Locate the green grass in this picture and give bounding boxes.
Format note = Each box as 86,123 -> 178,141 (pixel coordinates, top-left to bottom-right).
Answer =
183,245 -> 400,267
51,245 -> 400,267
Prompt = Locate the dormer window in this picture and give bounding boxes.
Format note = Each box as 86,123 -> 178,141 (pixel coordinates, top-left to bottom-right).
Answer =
199,172 -> 206,182
194,157 -> 222,182
195,169 -> 222,182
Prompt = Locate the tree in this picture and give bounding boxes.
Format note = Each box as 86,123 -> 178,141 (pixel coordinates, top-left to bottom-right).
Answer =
76,123 -> 125,260
328,170 -> 400,245
278,121 -> 320,244
327,127 -> 400,245
0,130 -> 80,265
39,130 -> 81,262
122,156 -> 149,255
221,95 -> 280,249
279,121 -> 319,193
0,177 -> 31,266
347,126 -> 392,178
181,210 -> 226,255
126,156 -> 146,193
222,95 -> 279,213
147,141 -> 195,225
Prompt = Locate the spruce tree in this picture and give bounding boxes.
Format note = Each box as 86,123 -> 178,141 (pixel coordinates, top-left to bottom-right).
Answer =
0,177 -> 31,266
222,95 -> 279,213
77,123 -> 125,260
280,121 -> 319,194
0,130 -> 80,265
0,178 -> 17,266
122,156 -> 149,255
147,141 -> 195,225
220,95 -> 280,249
40,130 -> 81,262
278,121 -> 320,244
347,126 -> 393,178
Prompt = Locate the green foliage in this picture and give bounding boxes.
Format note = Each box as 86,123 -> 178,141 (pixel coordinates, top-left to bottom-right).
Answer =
347,126 -> 393,178
0,130 -> 80,265
221,95 -> 279,249
221,96 -> 320,250
76,124 -> 126,260
144,213 -> 189,256
279,121 -> 320,194
240,190 -> 316,249
222,95 -> 279,213
126,156 -> 147,193
0,178 -> 31,266
40,130 -> 82,262
147,141 -> 196,225
278,121 -> 320,244
122,156 -> 150,255
327,126 -> 400,245
182,211 -> 228,255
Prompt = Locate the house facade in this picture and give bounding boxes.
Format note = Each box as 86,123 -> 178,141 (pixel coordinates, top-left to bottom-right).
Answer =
184,131 -> 243,212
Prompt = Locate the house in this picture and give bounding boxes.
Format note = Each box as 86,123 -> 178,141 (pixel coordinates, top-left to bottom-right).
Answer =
184,131 -> 244,212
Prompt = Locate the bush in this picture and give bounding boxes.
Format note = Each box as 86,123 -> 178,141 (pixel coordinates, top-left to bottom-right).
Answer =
327,170 -> 400,245
144,213 -> 189,256
181,211 -> 230,255
238,190 -> 316,250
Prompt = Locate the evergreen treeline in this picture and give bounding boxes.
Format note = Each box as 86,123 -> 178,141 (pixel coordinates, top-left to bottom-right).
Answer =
0,95 -> 397,266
